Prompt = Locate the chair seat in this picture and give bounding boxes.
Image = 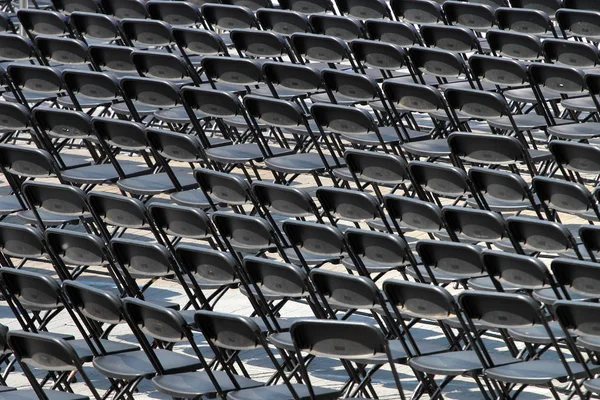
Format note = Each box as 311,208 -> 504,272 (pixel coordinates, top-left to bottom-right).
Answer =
283,247 -> 341,266
465,195 -> 538,212
547,122 -> 600,140
485,359 -> 598,385
0,389 -> 88,400
205,143 -> 293,163
532,287 -> 596,305
504,87 -> 561,104
152,370 -> 262,398
402,138 -> 451,157
507,320 -> 570,345
153,106 -> 205,124
0,195 -> 22,215
67,338 -> 139,362
467,276 -> 520,292
265,153 -> 343,174
584,377 -> 600,394
3,89 -> 60,103
487,114 -> 548,131
17,210 -> 92,226
406,265 -> 484,284
118,172 -> 198,196
341,254 -> 409,274
93,349 -> 202,380
61,162 -> 150,185
227,383 -> 341,400
111,101 -> 160,116
560,96 -> 597,113
56,94 -> 116,109
169,189 -> 211,208
409,350 -> 517,376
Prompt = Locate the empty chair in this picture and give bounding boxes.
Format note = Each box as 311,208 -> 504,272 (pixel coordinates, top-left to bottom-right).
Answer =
51,0 -> 103,13
336,0 -> 393,19
146,1 -> 204,28
119,18 -> 174,50
443,1 -> 496,32
495,7 -> 558,38
70,11 -> 124,45
87,44 -> 136,79
7,331 -> 98,400
202,3 -> 260,32
390,0 -> 446,25
309,14 -> 366,41
278,0 -> 335,14
34,36 -> 91,70
486,29 -> 545,62
532,176 -> 600,223
256,8 -> 312,36
102,0 -> 149,19
17,9 -> 72,40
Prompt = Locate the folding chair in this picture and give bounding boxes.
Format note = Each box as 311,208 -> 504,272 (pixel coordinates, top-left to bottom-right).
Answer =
549,140 -> 600,186
290,320 -> 406,399
309,14 -> 366,41
194,310 -> 341,399
390,0 -> 446,25
443,1 -> 496,33
420,24 -> 486,53
230,29 -> 297,64
17,9 -> 73,41
278,0 -> 335,14
459,291 -> 592,399
201,3 -> 260,33
256,8 -> 313,36
87,44 -> 137,79
34,36 -> 92,71
7,331 -> 98,399
486,29 -> 545,62
0,34 -> 41,65
102,0 -> 149,20
383,194 -> 449,240
339,0 -> 389,18
146,0 -> 204,28
51,0 -> 103,14
543,38 -> 600,69
349,39 -> 413,81
495,7 -> 558,38
533,257 -> 600,305
119,18 -> 175,50
383,279 -> 515,400
364,19 -> 422,47
532,176 -> 600,224
510,0 -> 562,17
69,11 -> 123,46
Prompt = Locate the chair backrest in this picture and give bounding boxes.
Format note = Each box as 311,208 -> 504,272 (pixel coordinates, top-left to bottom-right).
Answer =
543,39 -> 600,68
486,29 -> 544,61
482,249 -> 553,290
255,8 -> 312,36
291,320 -> 389,360
8,330 -> 79,372
441,205 -> 510,243
443,1 -> 495,31
262,61 -> 324,96
349,39 -> 409,75
507,216 -> 580,255
201,3 -> 259,31
62,280 -> 124,325
408,46 -> 470,81
251,181 -> 318,219
45,228 -> 107,267
528,63 -> 587,98
34,36 -> 89,67
408,160 -> 472,199
554,301 -> 600,342
416,240 -> 485,280
175,245 -> 238,285
110,238 -> 173,277
448,133 -> 528,166
278,0 -> 335,14
383,194 -> 444,232
194,310 -> 263,351
337,0 -> 393,19
212,211 -> 277,253
148,203 -> 213,240
144,128 -> 205,164
344,149 -> 412,186
532,176 -> 597,218
344,228 -> 414,270
458,291 -> 543,331
7,64 -> 64,99
172,27 -> 229,58
390,0 -> 445,25
0,268 -> 61,311
103,0 -> 149,19
420,24 -> 481,53
0,34 -> 38,63
290,32 -> 353,66
119,18 -> 173,48
130,51 -> 196,82
309,14 -> 365,41
510,0 -> 561,17
244,256 -> 309,299
62,69 -> 121,106
33,108 -> 93,140
0,222 -> 46,259
123,297 -> 187,342
468,54 -> 529,88
201,56 -> 263,88
230,29 -> 293,60
22,181 -> 88,217
194,168 -> 251,207
283,220 -> 346,258
364,19 -> 421,46
0,144 -> 58,178
551,258 -> 600,299
53,0 -> 103,13
17,9 -> 70,38
87,190 -> 148,229
549,140 -> 600,175
578,225 -> 600,263
146,1 -> 202,27
316,186 -> 382,223
88,44 -> 136,75
383,279 -> 457,320
495,7 -> 555,36
70,12 -> 121,44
